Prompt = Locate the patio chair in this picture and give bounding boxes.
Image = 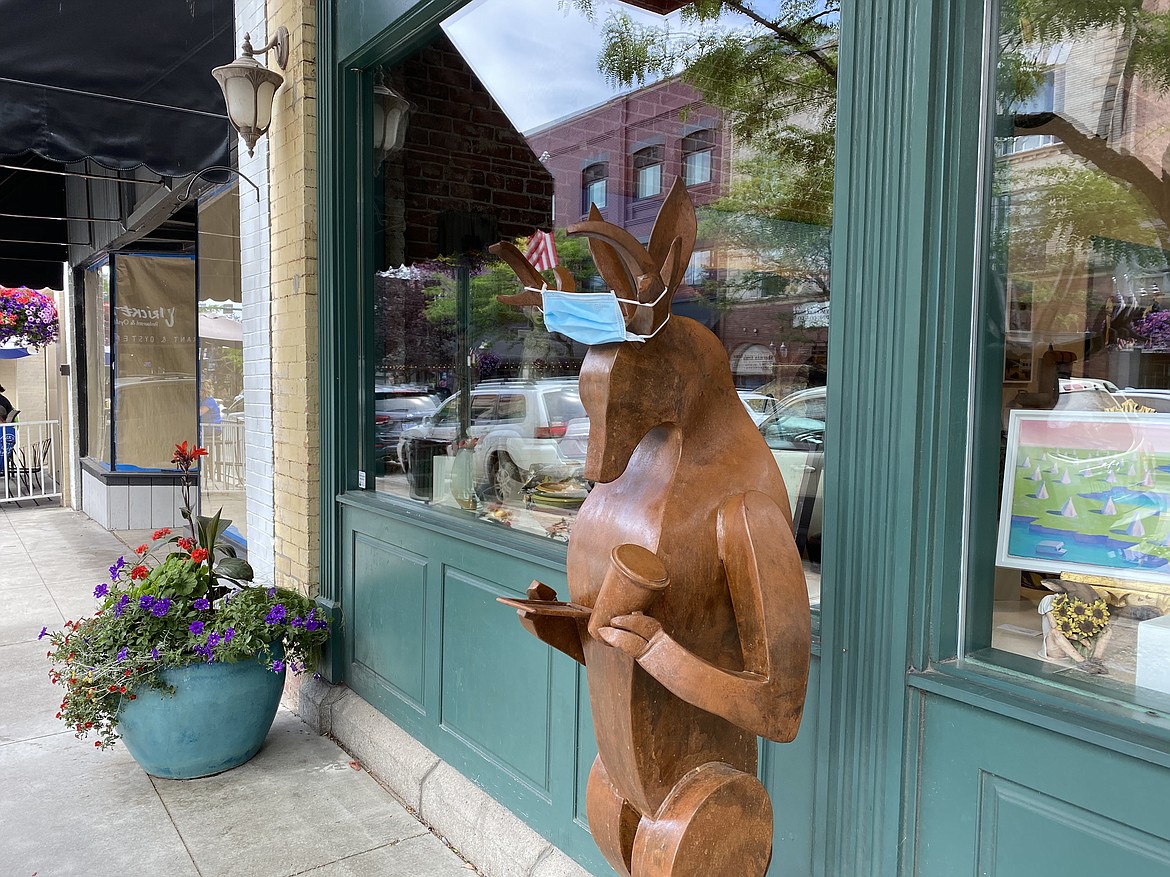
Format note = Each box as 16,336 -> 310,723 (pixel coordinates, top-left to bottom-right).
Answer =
14,436 -> 50,492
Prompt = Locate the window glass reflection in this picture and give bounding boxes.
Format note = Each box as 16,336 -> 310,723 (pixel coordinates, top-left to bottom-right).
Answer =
977,0 -> 1170,696
366,0 -> 838,606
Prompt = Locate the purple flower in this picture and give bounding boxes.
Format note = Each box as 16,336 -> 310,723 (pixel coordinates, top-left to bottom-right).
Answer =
109,557 -> 126,581
193,598 -> 210,611
138,595 -> 155,610
265,604 -> 286,625
224,627 -> 235,642
189,620 -> 205,636
207,632 -> 221,648
94,583 -> 108,599
291,616 -> 304,628
150,598 -> 171,618
271,660 -> 284,674
114,594 -> 130,617
38,626 -> 47,640
266,587 -> 277,598
116,647 -> 128,662
150,647 -> 160,660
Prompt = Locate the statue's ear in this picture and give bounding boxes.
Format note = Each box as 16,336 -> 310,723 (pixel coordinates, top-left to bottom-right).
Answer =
489,241 -> 545,307
648,178 -> 697,292
659,236 -> 683,294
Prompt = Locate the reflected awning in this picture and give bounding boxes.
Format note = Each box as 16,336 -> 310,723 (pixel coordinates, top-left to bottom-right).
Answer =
0,0 -> 234,176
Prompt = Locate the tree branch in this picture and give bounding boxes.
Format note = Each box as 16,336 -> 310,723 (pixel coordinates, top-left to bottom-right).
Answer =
1014,111 -> 1170,229
722,0 -> 838,80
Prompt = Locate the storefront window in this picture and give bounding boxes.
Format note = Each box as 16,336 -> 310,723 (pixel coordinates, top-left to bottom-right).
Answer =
365,0 -> 837,605
971,0 -> 1170,699
84,262 -> 111,464
84,253 -> 198,471
196,183 -> 245,538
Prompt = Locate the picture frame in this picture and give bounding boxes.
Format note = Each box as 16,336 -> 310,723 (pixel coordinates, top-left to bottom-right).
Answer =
997,410 -> 1170,584
1003,334 -> 1034,385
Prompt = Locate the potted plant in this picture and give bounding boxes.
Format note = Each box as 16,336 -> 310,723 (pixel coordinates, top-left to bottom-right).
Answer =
41,441 -> 329,778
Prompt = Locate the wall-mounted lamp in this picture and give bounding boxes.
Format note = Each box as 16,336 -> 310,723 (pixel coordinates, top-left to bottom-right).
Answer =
373,71 -> 410,163
212,27 -> 289,157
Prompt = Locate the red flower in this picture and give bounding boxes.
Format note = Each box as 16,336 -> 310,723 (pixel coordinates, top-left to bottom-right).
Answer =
190,547 -> 209,563
177,537 -> 194,551
130,565 -> 148,581
152,528 -> 172,540
171,441 -> 209,469
134,544 -> 148,555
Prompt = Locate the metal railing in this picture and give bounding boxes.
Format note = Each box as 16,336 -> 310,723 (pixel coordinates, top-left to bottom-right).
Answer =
0,420 -> 62,504
201,419 -> 245,491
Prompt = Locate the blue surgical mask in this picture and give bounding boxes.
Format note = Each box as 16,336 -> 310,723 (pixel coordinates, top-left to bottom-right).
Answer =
533,286 -> 671,346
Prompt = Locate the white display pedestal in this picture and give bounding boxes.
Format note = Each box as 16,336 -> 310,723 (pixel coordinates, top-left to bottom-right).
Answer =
1136,614 -> 1170,695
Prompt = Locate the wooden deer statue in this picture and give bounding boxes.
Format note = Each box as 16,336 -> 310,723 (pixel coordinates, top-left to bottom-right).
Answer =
491,179 -> 811,877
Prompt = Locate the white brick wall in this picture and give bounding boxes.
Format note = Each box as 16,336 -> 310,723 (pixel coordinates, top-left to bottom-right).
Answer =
237,0 -> 277,584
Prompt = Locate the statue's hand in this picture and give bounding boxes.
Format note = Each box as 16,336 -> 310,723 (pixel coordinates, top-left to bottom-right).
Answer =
527,580 -> 560,601
598,612 -> 663,659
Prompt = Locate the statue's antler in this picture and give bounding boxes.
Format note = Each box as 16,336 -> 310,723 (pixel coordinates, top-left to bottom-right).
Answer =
489,234 -> 577,308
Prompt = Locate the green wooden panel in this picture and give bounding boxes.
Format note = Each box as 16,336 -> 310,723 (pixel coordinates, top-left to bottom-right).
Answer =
352,532 -> 429,710
440,566 -> 554,796
574,661 -> 596,828
917,697 -> 1170,876
763,657 -> 821,877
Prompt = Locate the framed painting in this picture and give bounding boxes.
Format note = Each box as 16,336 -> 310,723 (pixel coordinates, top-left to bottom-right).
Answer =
1003,334 -> 1034,385
997,410 -> 1170,584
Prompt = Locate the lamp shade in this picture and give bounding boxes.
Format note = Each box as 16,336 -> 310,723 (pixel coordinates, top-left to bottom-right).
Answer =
212,43 -> 284,157
373,82 -> 410,161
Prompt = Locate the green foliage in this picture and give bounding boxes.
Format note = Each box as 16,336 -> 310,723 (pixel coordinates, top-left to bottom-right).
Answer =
997,163 -> 1167,267
141,552 -> 204,599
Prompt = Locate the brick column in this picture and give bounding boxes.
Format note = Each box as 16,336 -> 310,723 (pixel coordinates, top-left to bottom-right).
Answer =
267,0 -> 319,596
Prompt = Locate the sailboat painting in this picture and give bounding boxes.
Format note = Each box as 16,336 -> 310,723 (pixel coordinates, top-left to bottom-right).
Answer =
997,411 -> 1170,584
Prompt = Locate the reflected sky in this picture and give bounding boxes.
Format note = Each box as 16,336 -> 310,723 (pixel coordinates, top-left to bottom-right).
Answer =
441,0 -> 674,131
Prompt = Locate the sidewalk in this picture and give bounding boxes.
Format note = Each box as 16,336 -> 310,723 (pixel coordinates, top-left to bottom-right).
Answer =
0,504 -> 478,877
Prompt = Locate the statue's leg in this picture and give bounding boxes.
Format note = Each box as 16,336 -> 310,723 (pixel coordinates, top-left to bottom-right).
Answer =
631,762 -> 772,877
586,755 -> 641,877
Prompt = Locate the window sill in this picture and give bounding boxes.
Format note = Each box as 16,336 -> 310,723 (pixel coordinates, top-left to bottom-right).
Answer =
910,655 -> 1170,768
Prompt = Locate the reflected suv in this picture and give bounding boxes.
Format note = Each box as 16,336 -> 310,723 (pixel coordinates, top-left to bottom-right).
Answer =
398,379 -> 589,499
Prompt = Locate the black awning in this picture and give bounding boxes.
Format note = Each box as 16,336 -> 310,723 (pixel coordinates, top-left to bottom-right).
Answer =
0,0 -> 234,176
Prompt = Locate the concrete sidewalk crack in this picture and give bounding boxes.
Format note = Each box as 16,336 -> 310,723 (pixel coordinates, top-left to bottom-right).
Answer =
149,775 -> 205,877
280,831 -> 432,877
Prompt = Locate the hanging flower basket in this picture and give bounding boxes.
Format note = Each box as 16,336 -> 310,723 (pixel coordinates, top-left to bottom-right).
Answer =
0,286 -> 59,348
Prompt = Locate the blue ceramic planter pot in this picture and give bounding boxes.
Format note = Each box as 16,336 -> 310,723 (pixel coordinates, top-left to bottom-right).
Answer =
117,646 -> 286,779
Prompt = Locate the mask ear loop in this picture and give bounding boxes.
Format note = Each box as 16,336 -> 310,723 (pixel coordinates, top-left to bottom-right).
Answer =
524,283 -> 551,314
614,285 -> 671,342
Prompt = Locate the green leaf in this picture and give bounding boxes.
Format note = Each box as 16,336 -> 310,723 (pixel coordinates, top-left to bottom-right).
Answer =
215,556 -> 254,582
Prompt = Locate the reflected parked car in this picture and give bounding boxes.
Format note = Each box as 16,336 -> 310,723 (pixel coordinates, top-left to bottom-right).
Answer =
758,386 -> 826,562
398,379 -> 588,500
374,386 -> 442,469
737,390 -> 780,425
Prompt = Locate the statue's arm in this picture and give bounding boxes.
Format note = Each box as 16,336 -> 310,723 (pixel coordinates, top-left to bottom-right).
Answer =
513,581 -> 586,665
599,491 -> 810,742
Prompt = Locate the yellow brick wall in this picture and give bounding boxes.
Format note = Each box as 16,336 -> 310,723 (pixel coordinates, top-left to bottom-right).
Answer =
267,0 -> 319,596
